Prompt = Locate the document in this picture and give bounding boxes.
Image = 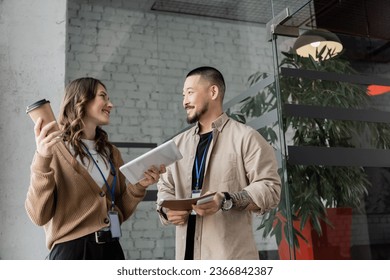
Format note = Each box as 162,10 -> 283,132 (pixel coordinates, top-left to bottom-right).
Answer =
119,139 -> 183,185
158,192 -> 216,210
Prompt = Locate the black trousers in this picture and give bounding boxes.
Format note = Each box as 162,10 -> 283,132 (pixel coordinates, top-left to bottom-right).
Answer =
48,235 -> 125,260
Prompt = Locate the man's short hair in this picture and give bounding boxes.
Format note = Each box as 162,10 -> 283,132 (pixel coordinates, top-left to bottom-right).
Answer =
186,66 -> 226,99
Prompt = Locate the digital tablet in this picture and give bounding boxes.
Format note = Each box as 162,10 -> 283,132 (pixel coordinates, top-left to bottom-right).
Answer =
119,139 -> 183,185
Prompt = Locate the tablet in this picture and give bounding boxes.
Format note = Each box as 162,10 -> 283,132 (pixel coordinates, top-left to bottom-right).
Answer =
119,139 -> 183,185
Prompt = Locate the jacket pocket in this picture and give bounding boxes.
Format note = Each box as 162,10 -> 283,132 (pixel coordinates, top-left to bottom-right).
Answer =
209,153 -> 237,184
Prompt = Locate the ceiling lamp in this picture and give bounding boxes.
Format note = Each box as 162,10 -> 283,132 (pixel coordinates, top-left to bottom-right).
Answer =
293,29 -> 343,61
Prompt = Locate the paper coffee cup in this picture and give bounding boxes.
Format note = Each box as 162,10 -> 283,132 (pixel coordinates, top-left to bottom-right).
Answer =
26,99 -> 59,134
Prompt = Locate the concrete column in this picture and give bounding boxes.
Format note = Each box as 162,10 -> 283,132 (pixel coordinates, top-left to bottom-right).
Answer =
0,0 -> 67,259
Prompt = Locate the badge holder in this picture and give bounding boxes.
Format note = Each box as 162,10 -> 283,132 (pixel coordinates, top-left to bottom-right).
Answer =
108,210 -> 122,238
191,190 -> 201,215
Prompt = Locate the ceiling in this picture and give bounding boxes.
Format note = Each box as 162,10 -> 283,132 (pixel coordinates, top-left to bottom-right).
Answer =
151,0 -> 310,25
150,0 -> 390,63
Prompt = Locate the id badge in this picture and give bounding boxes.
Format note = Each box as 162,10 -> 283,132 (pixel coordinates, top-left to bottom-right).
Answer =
191,190 -> 201,215
108,211 -> 122,238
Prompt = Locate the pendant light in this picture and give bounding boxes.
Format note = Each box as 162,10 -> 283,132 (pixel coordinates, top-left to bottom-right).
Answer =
293,29 -> 343,61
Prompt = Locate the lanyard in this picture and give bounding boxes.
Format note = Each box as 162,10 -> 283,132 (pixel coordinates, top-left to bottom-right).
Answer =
84,145 -> 117,210
194,133 -> 213,190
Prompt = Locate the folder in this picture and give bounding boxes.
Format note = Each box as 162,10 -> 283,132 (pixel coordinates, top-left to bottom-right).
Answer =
158,192 -> 216,210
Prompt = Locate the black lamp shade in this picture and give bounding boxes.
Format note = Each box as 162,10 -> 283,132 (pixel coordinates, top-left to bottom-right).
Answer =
293,29 -> 343,61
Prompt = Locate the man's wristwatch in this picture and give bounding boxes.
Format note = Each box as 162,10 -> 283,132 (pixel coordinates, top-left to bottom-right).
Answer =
221,192 -> 233,211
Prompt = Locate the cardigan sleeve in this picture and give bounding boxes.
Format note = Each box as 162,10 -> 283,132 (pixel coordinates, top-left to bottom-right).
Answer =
112,146 -> 146,223
25,151 -> 57,226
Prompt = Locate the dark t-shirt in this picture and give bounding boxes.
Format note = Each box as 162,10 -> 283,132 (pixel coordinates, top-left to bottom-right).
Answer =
184,131 -> 212,260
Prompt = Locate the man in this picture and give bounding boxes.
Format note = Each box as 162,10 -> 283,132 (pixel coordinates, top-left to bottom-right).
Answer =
156,66 -> 281,260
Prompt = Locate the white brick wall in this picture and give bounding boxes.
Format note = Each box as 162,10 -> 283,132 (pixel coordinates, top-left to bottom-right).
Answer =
66,0 -> 274,259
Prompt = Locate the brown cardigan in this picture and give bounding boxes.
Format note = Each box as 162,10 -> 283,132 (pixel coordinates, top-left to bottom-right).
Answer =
25,141 -> 146,250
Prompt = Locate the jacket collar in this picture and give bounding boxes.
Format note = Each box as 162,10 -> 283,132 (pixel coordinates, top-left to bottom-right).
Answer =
192,112 -> 229,135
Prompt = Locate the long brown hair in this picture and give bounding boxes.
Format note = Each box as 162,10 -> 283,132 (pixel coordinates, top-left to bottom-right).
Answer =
58,77 -> 114,166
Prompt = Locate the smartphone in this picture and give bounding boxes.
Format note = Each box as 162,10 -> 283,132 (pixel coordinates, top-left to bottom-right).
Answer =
196,195 -> 214,205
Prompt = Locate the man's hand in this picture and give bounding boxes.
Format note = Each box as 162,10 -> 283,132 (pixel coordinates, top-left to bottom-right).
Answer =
192,192 -> 224,216
166,209 -> 191,225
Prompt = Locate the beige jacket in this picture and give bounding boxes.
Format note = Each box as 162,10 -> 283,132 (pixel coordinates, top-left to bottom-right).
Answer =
25,141 -> 146,250
157,113 -> 281,259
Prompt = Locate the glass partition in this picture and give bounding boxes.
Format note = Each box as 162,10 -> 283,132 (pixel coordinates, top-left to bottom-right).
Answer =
271,0 -> 390,260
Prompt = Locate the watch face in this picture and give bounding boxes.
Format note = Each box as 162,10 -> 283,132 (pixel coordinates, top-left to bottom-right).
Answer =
222,199 -> 233,211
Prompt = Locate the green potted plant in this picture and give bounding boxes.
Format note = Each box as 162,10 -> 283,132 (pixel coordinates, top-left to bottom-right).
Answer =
234,49 -> 390,259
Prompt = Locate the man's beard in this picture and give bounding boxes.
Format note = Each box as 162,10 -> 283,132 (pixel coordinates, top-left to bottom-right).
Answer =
186,103 -> 208,124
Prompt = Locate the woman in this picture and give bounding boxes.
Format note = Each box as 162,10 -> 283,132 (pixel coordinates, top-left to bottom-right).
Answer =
25,77 -> 164,259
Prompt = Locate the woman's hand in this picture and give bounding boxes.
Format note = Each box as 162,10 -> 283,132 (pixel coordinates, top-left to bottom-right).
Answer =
34,118 -> 62,157
138,164 -> 166,188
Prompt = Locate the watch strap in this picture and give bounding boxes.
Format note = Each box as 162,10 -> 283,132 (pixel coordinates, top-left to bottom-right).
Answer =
223,192 -> 231,201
